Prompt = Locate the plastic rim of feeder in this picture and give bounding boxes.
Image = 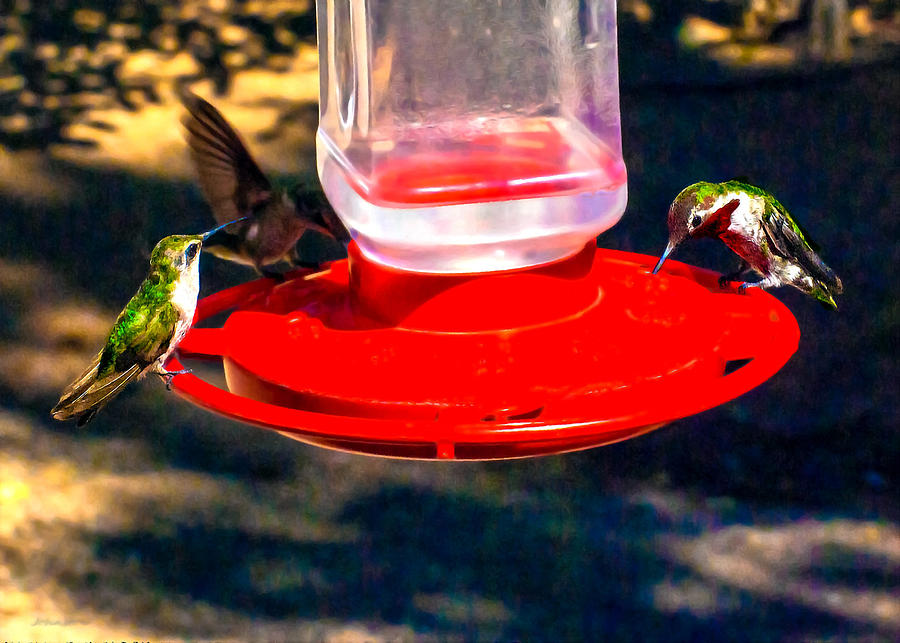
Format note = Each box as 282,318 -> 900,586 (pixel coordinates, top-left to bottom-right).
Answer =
167,242 -> 799,460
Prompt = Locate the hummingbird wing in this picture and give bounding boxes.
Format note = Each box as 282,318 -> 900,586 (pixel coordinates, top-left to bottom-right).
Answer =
293,182 -> 351,244
181,91 -> 273,223
100,297 -> 181,376
761,202 -> 842,292
317,206 -> 351,246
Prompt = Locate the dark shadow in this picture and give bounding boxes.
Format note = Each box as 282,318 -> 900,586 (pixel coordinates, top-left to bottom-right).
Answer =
62,484 -> 893,640
574,409 -> 899,522
799,542 -> 900,590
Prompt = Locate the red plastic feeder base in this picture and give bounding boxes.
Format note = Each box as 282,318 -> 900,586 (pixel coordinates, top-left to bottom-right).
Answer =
168,242 -> 799,460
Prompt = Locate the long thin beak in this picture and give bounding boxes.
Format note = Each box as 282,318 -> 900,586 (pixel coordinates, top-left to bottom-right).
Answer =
201,216 -> 250,241
652,241 -> 676,274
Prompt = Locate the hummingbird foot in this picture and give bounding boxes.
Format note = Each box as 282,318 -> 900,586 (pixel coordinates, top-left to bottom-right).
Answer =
156,368 -> 192,390
736,280 -> 770,294
737,274 -> 782,294
719,262 -> 752,289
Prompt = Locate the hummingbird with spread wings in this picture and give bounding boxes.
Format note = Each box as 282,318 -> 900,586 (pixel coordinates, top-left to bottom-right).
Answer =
180,91 -> 348,279
51,219 -> 244,426
653,180 -> 843,309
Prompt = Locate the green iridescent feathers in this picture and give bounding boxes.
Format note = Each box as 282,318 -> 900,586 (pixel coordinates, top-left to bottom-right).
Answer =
98,291 -> 179,377
51,235 -> 202,426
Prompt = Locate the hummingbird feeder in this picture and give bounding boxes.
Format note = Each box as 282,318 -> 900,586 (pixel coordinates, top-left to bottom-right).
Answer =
169,0 -> 799,460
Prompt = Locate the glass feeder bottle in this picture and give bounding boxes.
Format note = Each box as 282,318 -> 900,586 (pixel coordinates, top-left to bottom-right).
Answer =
316,0 -> 627,273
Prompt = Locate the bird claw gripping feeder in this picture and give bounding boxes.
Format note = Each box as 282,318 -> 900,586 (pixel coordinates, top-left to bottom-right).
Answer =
169,0 -> 799,459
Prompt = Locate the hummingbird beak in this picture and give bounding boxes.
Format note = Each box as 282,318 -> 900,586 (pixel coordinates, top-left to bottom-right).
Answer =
201,216 -> 250,241
652,241 -> 676,274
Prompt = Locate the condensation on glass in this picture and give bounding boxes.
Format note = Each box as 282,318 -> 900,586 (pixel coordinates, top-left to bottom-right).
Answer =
317,0 -> 627,273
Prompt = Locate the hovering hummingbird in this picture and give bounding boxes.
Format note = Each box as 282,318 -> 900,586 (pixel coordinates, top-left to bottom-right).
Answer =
180,90 -> 348,280
51,219 -> 244,426
652,180 -> 843,308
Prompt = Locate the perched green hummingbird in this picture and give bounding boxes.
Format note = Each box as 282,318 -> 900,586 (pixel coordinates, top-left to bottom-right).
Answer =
180,90 -> 348,279
652,180 -> 843,308
51,219 -> 244,426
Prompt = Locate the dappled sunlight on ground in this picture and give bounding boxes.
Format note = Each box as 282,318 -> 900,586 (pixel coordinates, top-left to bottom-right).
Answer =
0,408 -> 420,640
707,43 -> 798,68
51,43 -> 319,178
642,487 -> 900,629
2,401 -> 898,639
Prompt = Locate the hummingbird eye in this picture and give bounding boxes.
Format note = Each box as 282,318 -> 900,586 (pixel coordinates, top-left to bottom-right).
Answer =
184,243 -> 199,262
691,215 -> 703,228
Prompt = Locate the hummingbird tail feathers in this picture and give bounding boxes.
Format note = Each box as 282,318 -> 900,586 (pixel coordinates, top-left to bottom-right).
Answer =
51,361 -> 142,425
809,282 -> 840,310
52,353 -> 101,413
816,292 -> 839,310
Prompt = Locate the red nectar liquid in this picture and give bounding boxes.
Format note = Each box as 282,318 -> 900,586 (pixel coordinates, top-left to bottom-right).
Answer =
318,116 -> 627,273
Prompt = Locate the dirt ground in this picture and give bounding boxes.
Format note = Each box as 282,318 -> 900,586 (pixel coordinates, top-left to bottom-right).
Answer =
0,6 -> 898,641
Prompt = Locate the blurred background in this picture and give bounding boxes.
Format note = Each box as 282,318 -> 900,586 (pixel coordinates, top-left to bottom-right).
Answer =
0,0 -> 897,639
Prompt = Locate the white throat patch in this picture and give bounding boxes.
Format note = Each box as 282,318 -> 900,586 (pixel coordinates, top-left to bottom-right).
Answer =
170,261 -> 200,318
155,260 -> 200,370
